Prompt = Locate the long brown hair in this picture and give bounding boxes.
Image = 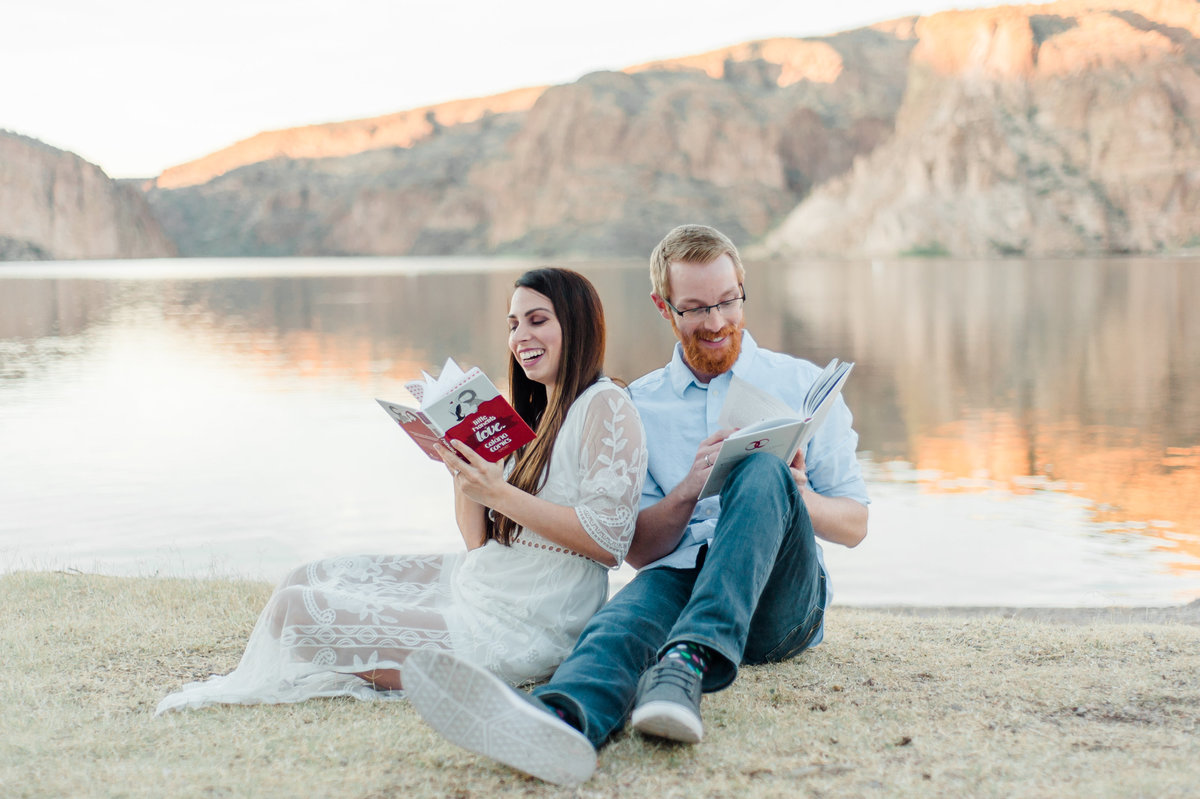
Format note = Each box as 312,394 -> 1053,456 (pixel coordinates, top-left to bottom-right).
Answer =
490,267 -> 606,545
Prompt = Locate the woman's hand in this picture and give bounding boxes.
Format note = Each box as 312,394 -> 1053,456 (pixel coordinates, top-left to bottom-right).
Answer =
436,442 -> 489,550
436,440 -> 510,508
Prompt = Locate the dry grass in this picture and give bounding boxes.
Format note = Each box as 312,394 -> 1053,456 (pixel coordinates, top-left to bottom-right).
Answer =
3,571 -> 1198,798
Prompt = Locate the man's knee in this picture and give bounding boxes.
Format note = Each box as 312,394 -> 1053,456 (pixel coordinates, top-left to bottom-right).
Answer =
720,453 -> 813,547
724,452 -> 797,503
577,600 -> 636,641
579,591 -> 666,648
572,582 -> 678,669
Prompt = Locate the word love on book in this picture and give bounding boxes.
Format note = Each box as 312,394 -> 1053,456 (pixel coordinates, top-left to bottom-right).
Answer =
377,358 -> 536,463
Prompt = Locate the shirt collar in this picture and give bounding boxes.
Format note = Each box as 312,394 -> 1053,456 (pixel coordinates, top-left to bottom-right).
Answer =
731,329 -> 758,378
666,329 -> 759,396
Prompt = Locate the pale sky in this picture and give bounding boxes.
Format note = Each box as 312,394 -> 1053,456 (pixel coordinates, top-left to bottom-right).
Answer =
1,0 -> 1024,179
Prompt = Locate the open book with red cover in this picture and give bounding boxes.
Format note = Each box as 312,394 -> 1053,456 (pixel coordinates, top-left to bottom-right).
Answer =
377,358 -> 536,463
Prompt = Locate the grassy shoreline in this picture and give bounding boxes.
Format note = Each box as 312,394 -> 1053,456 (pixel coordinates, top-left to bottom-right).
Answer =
4,571 -> 1198,798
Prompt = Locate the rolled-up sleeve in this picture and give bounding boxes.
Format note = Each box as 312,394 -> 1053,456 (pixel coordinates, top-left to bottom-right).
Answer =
805,394 -> 869,506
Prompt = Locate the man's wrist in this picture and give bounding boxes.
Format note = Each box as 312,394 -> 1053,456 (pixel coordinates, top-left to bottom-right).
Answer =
666,482 -> 699,518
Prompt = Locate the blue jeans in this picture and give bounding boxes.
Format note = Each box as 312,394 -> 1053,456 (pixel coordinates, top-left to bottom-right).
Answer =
533,452 -> 826,748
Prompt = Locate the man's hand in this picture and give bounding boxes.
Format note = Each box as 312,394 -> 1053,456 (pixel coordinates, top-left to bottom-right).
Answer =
788,446 -> 869,548
625,428 -> 734,568
679,428 -> 734,502
789,447 -> 809,491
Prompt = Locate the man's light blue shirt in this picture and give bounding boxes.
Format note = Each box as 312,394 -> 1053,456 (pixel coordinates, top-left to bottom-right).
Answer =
627,331 -> 870,643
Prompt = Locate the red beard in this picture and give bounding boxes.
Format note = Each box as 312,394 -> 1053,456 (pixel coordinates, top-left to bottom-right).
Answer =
676,320 -> 743,379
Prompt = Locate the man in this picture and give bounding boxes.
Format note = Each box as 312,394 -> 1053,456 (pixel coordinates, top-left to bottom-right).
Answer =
404,224 -> 870,786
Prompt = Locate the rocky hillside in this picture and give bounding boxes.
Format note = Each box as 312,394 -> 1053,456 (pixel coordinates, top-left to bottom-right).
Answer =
153,87 -> 548,190
763,0 -> 1200,257
144,25 -> 917,257
0,132 -> 176,261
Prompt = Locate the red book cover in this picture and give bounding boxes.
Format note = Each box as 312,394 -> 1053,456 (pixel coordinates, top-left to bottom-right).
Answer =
441,394 -> 536,461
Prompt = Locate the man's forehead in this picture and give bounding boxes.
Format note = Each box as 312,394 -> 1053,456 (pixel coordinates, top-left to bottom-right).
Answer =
667,254 -> 739,295
667,252 -> 735,270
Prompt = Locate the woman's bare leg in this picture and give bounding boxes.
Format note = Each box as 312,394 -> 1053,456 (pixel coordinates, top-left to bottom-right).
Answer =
356,669 -> 403,691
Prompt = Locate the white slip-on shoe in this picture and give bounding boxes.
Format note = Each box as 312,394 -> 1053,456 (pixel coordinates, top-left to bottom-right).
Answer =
403,650 -> 596,786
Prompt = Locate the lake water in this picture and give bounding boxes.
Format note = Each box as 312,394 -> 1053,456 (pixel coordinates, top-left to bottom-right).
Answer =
1,256 -> 1198,607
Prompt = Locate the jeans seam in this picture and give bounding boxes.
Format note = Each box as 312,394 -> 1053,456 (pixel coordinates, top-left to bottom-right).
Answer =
758,570 -> 827,662
760,605 -> 822,662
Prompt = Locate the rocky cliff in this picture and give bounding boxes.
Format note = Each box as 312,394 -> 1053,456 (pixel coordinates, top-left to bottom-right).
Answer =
144,25 -> 916,257
763,0 -> 1200,257
0,132 -> 176,261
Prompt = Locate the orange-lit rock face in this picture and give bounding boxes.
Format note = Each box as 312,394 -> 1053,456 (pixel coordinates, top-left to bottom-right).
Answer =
911,8 -> 1037,80
150,35 -> 859,195
153,86 -> 548,190
627,38 -> 845,86
910,2 -> 1196,79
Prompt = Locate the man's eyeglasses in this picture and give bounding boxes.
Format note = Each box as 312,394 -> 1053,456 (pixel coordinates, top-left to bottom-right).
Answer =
663,285 -> 746,321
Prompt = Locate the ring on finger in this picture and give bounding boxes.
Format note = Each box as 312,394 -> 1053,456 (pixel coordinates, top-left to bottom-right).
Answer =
704,453 -> 712,467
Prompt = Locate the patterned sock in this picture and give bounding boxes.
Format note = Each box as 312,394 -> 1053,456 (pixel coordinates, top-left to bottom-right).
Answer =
663,641 -> 711,677
546,701 -> 582,732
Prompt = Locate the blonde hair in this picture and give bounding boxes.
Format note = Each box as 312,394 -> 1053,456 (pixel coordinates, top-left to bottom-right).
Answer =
649,224 -> 746,301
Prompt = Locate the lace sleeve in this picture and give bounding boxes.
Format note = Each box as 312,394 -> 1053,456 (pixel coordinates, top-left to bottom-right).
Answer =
572,385 -> 648,566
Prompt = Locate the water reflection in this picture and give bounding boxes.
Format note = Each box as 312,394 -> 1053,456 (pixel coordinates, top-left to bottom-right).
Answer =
784,258 -> 1200,578
0,257 -> 1197,604
141,267 -> 680,386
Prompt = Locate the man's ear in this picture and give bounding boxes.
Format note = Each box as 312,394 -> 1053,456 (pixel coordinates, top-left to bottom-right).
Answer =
650,293 -> 673,322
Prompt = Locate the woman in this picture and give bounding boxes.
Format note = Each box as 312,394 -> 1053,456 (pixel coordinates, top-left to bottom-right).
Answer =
157,268 -> 647,712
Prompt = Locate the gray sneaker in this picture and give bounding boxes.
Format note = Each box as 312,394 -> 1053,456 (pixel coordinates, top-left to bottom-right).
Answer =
630,657 -> 704,743
403,650 -> 596,786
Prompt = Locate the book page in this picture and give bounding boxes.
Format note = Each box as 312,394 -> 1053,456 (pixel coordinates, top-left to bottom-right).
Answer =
801,359 -> 853,416
405,357 -> 469,406
718,375 -> 795,429
796,361 -> 853,447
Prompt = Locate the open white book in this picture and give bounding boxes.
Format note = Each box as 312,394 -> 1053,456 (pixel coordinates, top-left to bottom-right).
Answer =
697,359 -> 854,499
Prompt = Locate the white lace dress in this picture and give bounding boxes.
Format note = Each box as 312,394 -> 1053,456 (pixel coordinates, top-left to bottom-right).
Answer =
157,379 -> 646,713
